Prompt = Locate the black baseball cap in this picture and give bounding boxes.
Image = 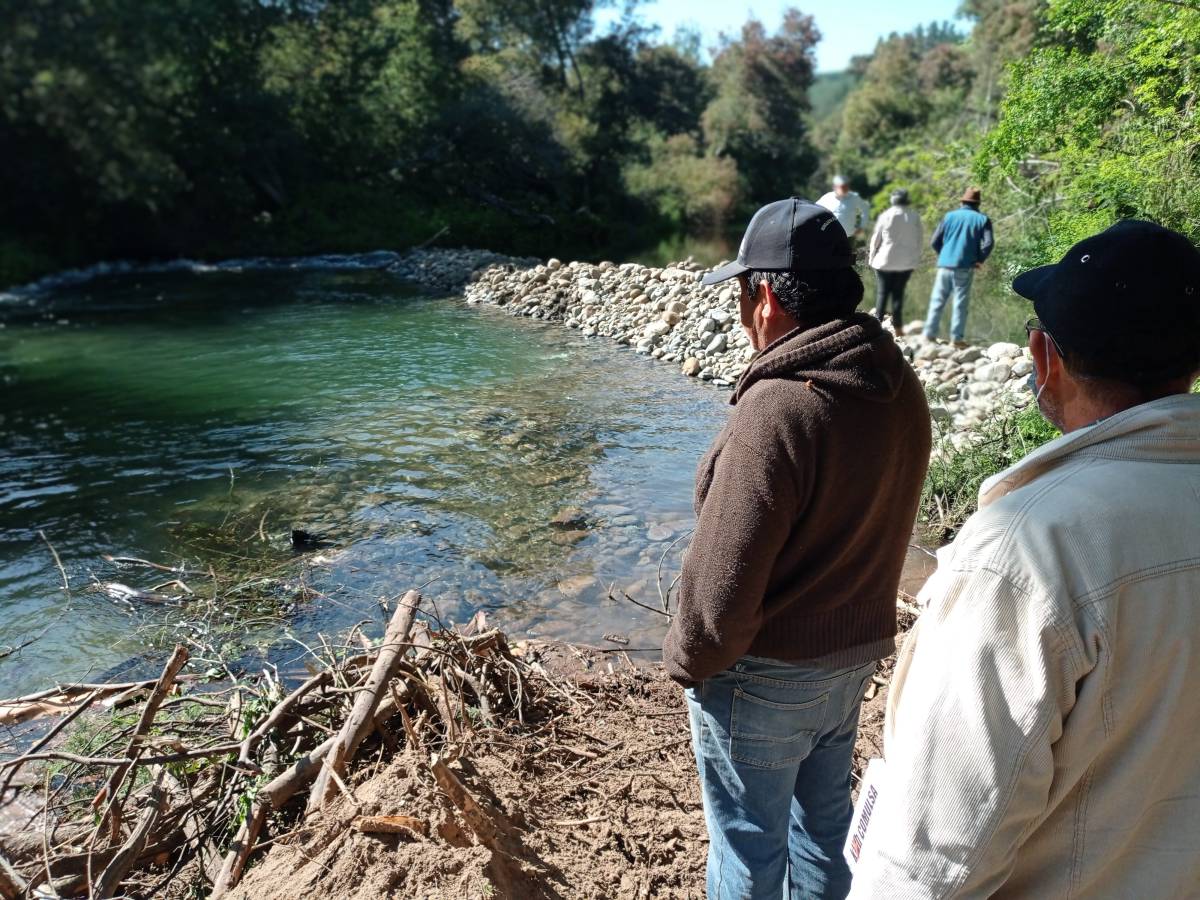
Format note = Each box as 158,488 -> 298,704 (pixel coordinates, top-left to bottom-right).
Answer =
1012,220 -> 1200,377
702,198 -> 854,286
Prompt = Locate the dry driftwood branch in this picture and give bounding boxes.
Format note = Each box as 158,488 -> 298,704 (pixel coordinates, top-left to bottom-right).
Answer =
0,741 -> 248,772
209,734 -> 338,898
354,815 -> 428,837
236,670 -> 332,770
0,675 -> 199,727
0,852 -> 26,900
93,644 -> 189,829
0,688 -> 100,800
39,529 -> 70,593
211,671 -> 420,899
101,553 -> 201,575
94,770 -> 167,899
306,591 -> 422,815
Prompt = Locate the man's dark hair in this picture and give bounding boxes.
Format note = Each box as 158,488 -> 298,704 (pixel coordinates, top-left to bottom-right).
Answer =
1062,344 -> 1200,403
748,268 -> 863,324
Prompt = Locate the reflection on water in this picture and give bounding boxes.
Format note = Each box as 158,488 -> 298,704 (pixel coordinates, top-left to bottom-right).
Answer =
0,267 -> 730,694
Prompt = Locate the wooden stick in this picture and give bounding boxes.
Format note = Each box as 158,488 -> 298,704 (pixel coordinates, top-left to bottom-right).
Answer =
212,678 -> 411,897
0,741 -> 245,771
94,770 -> 167,899
354,815 -> 427,836
101,553 -> 201,575
39,529 -> 69,592
305,591 -> 421,816
0,851 -> 26,900
235,670 -> 332,770
0,675 -> 198,726
0,688 -> 100,799
93,645 -> 189,828
209,734 -> 337,898
430,756 -> 524,895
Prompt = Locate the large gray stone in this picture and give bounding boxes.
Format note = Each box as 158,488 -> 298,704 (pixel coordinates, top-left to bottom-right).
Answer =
1011,358 -> 1035,377
644,320 -> 671,338
974,362 -> 1012,383
986,341 -> 1022,361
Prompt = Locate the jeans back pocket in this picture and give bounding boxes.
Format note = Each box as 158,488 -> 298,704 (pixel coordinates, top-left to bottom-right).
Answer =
729,687 -> 828,770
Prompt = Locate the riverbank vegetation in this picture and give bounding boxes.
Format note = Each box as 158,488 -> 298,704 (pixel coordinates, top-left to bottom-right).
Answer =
921,400 -> 1059,541
6,1 -> 1197,288
814,0 -> 1200,277
0,1 -> 818,285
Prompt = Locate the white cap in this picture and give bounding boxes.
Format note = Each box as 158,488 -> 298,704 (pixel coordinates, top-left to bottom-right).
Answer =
832,174 -> 849,187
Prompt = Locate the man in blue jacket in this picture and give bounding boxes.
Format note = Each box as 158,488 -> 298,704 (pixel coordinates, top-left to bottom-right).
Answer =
922,187 -> 994,345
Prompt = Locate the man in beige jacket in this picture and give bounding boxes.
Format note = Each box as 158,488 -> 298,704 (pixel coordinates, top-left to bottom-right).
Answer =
868,189 -> 923,334
849,220 -> 1200,898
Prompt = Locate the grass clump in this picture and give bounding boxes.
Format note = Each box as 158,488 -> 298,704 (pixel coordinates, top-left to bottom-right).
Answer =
922,399 -> 1060,542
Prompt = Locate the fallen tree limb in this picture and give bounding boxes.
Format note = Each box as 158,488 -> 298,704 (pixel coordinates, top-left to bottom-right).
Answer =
355,815 -> 428,837
0,688 -> 100,800
209,734 -> 337,899
0,852 -> 26,900
431,755 -> 526,896
93,644 -> 189,832
1,741 -> 246,771
306,591 -> 422,815
236,670 -> 332,770
94,770 -> 167,899
0,675 -> 199,727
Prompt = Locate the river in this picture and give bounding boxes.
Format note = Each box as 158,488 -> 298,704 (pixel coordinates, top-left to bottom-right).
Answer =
0,255 -> 937,698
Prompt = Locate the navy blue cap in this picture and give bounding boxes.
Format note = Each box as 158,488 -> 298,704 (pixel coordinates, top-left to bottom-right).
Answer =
1012,220 -> 1200,376
702,198 -> 854,286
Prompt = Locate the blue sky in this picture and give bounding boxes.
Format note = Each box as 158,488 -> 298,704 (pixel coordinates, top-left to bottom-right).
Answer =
595,0 -> 969,72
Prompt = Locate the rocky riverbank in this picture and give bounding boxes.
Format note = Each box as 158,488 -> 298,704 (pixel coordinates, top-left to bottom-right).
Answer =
388,247 -> 540,294
452,254 -> 1036,432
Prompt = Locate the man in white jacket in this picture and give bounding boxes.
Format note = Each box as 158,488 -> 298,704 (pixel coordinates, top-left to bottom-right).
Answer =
817,175 -> 871,244
868,189 -> 923,334
849,220 -> 1200,898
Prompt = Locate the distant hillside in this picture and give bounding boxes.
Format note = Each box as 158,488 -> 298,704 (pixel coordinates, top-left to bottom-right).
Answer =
809,70 -> 860,123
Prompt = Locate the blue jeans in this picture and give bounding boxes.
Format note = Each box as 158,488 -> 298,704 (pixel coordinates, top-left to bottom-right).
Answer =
923,266 -> 975,342
685,657 -> 877,900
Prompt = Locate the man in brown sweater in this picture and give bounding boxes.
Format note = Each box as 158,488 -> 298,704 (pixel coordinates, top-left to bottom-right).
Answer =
664,198 -> 930,899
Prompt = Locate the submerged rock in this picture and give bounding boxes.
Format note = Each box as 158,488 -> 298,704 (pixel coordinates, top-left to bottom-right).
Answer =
549,507 -> 588,529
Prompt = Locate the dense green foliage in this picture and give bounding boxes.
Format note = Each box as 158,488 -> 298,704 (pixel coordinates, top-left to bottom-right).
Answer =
5,1 -> 1199,287
0,1 -> 826,285
812,0 -> 1200,276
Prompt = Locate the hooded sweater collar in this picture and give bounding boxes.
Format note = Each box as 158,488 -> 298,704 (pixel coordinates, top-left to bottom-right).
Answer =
730,312 -> 908,406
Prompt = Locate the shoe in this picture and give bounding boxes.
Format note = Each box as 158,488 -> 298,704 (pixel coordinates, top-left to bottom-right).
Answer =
952,340 -> 970,349
894,325 -> 905,336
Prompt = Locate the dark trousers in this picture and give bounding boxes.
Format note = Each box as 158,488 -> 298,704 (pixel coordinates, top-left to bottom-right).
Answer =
873,269 -> 912,325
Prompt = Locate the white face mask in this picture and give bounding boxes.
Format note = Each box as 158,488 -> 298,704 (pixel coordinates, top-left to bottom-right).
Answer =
1027,342 -> 1052,406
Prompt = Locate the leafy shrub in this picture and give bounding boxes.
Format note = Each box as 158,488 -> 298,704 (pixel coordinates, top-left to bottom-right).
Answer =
922,399 -> 1060,541
623,132 -> 740,231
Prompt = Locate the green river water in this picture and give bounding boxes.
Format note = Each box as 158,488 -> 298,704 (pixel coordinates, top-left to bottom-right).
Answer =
0,252 -> 961,698
0,260 -> 737,697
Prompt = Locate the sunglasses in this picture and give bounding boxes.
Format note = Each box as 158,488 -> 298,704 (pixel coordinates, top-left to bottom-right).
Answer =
1024,316 -> 1065,357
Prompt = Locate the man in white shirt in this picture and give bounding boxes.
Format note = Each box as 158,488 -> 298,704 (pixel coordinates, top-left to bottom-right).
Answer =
817,175 -> 871,243
848,220 -> 1200,898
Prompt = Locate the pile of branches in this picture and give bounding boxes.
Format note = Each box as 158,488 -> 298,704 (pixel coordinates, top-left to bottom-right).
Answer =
0,590 -> 570,899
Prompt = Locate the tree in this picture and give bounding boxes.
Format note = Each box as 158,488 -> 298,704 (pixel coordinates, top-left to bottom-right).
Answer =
980,0 -> 1200,263
702,9 -> 822,206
